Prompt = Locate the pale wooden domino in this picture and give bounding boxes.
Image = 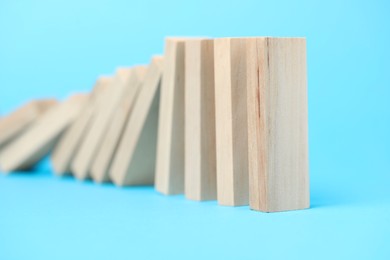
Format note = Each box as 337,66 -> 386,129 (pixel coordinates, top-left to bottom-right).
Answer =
155,38 -> 186,195
214,38 -> 249,206
110,57 -> 163,186
51,77 -> 112,175
71,69 -> 134,180
184,39 -> 217,201
0,94 -> 88,172
246,37 -> 309,212
90,66 -> 147,183
0,99 -> 58,150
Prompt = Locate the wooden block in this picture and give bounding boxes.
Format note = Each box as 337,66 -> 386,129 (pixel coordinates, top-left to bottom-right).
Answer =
0,99 -> 57,150
51,77 -> 112,175
214,38 -> 249,206
0,94 -> 88,172
110,57 -> 163,186
90,66 -> 147,183
155,38 -> 186,195
71,69 -> 134,180
184,39 -> 217,201
246,37 -> 309,212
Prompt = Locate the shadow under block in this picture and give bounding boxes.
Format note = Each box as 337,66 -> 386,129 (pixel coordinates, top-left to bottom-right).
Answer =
90,66 -> 147,183
0,99 -> 58,150
110,57 -> 163,186
71,69 -> 134,180
214,38 -> 249,206
184,39 -> 217,201
0,94 -> 88,172
246,37 -> 309,212
155,38 -> 186,195
51,77 -> 112,175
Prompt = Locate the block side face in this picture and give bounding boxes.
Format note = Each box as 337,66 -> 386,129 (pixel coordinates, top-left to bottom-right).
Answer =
214,38 -> 235,205
168,40 -> 186,194
51,106 -> 94,175
124,88 -> 160,186
1,98 -> 84,172
199,40 -> 217,201
229,38 -> 250,206
265,38 -> 309,212
155,40 -> 178,194
184,40 -> 202,200
247,38 -> 270,211
111,59 -> 163,186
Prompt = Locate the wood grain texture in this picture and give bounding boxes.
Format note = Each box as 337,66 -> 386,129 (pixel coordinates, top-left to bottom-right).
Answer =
214,38 -> 249,206
0,99 -> 57,150
51,77 -> 112,175
71,69 -> 134,180
110,57 -> 163,186
155,38 -> 186,195
91,66 -> 147,183
0,94 -> 88,172
247,37 -> 309,212
184,39 -> 217,201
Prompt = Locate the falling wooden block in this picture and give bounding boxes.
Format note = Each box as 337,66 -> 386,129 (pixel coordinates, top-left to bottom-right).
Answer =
0,99 -> 57,151
90,66 -> 147,183
155,38 -> 186,195
184,39 -> 217,201
0,94 -> 88,172
109,57 -> 163,186
246,37 -> 309,212
71,69 -> 134,180
51,77 -> 112,175
214,38 -> 249,206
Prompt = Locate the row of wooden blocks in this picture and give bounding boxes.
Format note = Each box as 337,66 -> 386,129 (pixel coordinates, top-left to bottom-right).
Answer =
0,37 -> 309,212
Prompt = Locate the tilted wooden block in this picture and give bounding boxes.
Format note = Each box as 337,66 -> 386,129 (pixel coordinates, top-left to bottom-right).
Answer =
214,38 -> 249,206
0,94 -> 88,172
91,66 -> 147,183
247,37 -> 309,212
71,69 -> 134,180
0,99 -> 57,151
155,38 -> 186,195
51,77 -> 112,175
110,57 -> 163,186
184,39 -> 217,201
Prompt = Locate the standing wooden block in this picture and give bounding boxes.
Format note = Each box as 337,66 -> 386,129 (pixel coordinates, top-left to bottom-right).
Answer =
51,77 -> 112,175
110,57 -> 163,186
155,38 -> 186,195
214,38 -> 249,206
0,99 -> 57,150
184,39 -> 217,201
90,66 -> 147,183
247,37 -> 309,212
0,94 -> 88,172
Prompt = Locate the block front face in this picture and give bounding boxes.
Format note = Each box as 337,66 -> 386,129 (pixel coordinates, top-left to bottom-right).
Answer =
185,40 -> 202,200
155,39 -> 186,195
214,38 -> 249,206
185,39 -> 216,201
247,38 -> 309,212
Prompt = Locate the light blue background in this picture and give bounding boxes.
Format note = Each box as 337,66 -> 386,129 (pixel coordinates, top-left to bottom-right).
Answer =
0,0 -> 389,259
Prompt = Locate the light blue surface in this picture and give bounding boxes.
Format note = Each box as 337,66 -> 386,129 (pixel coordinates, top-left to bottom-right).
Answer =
0,0 -> 389,259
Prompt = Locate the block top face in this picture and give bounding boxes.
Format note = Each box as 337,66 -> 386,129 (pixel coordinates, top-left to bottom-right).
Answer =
151,56 -> 164,68
165,37 -> 207,42
64,93 -> 89,103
